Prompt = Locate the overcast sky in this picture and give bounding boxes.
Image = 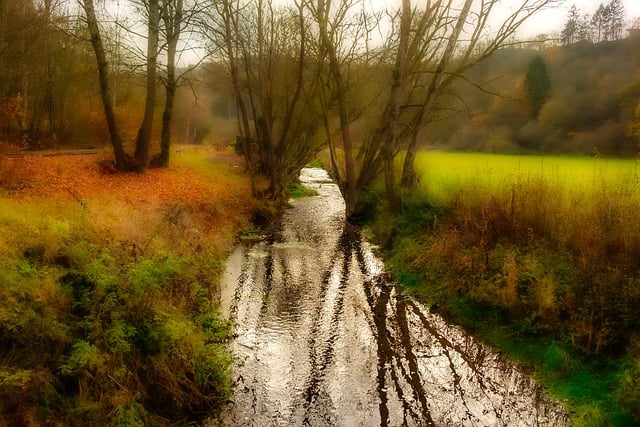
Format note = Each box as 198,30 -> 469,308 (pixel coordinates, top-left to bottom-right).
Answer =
108,0 -> 640,66
364,0 -> 640,38
514,0 -> 640,37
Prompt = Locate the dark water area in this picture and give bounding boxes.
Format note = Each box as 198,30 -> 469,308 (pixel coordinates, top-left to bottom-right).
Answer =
219,168 -> 568,426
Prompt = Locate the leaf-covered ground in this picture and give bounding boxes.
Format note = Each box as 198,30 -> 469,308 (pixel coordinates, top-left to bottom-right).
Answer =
0,149 -> 247,205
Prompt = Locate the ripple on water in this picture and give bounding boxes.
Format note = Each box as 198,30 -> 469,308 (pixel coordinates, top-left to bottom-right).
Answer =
218,168 -> 568,427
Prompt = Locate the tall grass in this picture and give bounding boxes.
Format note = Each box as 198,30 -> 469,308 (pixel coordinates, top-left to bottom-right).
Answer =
0,147 -> 255,425
373,151 -> 640,424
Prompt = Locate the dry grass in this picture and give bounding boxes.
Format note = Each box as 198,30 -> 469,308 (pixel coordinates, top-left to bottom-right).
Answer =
392,152 -> 640,357
0,145 -> 256,425
0,146 -> 256,249
375,152 -> 640,422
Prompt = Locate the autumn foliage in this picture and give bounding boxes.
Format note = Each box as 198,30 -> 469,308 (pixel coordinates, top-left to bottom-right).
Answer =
0,147 -> 256,425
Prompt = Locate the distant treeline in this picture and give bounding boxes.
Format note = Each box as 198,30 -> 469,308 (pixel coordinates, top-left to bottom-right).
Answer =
425,36 -> 640,156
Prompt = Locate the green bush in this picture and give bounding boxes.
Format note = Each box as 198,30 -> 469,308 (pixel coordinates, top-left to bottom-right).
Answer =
619,338 -> 640,420
0,214 -> 233,425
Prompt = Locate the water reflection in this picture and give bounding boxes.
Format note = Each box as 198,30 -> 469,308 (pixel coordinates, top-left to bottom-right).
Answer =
219,168 -> 567,426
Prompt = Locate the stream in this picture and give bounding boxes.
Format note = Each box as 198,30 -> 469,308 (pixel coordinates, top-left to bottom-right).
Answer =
219,168 -> 568,426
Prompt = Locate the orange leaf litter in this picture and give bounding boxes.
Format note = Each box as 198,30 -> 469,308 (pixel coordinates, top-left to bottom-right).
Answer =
1,152 -> 247,206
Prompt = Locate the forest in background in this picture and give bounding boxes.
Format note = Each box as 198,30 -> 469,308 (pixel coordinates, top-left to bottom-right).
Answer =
2,1 -> 640,159
428,35 -> 640,155
0,0 -> 236,153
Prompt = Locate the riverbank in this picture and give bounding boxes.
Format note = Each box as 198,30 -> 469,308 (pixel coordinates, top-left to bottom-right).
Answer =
365,152 -> 640,425
0,147 -> 256,425
219,167 -> 567,425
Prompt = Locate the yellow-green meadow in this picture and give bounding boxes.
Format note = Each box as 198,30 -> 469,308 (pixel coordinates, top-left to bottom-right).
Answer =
413,151 -> 640,204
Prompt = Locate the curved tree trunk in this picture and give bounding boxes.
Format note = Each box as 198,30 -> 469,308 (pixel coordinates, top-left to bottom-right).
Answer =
81,0 -> 128,171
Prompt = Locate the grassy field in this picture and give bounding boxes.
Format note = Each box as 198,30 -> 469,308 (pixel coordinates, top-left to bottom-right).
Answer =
372,151 -> 640,425
0,146 -> 256,425
412,151 -> 640,204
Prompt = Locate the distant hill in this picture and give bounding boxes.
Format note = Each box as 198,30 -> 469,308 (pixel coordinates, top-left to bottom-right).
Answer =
425,36 -> 640,156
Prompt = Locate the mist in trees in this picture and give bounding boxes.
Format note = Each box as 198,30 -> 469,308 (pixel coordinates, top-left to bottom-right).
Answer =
0,0 -> 102,148
82,0 -> 203,171
204,0 -> 326,200
427,35 -> 640,156
203,0 -> 560,217
0,0 -> 208,171
5,0 -> 640,217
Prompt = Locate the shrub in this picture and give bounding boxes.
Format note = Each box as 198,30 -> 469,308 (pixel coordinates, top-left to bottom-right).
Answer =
618,338 -> 640,420
0,205 -> 234,425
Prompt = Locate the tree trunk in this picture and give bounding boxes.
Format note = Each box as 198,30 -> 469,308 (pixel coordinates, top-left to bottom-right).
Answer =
400,141 -> 418,188
160,86 -> 174,168
160,0 -> 182,168
220,0 -> 257,195
317,1 -> 357,218
81,0 -> 128,171
383,0 -> 411,207
134,0 -> 160,171
44,0 -> 56,141
401,0 -> 473,190
384,155 -> 398,209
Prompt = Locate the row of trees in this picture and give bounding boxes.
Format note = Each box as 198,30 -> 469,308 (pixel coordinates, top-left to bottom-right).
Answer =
81,0 -> 203,171
0,0 -> 204,169
0,0 -> 91,146
561,0 -> 627,45
1,0 -> 559,216
203,0 -> 559,217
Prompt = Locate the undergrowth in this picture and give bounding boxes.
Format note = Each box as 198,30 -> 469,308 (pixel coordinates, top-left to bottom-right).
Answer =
0,148 -> 255,425
368,159 -> 640,425
288,179 -> 318,199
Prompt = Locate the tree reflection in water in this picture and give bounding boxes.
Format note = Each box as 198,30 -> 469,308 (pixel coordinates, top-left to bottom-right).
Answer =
219,168 -> 567,426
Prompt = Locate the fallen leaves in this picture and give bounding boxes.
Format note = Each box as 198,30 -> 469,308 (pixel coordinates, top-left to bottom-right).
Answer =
0,150 -> 247,207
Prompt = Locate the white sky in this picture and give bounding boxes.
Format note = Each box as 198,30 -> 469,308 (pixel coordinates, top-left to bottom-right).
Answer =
516,0 -> 640,37
104,0 -> 640,66
365,0 -> 640,38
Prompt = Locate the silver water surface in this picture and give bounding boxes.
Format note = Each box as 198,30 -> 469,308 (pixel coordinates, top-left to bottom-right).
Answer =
219,168 -> 567,426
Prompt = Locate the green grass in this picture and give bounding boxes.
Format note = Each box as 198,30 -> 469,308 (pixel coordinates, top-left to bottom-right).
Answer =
411,151 -> 640,205
288,180 -> 318,198
372,151 -> 640,425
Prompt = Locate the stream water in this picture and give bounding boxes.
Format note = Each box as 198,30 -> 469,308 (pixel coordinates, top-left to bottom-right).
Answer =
219,168 -> 568,426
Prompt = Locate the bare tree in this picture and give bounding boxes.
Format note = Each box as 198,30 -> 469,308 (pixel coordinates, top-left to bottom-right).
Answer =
310,0 -> 386,217
133,0 -> 160,170
312,0 -> 559,218
206,0 -> 257,192
159,0 -> 183,167
80,0 -> 129,170
399,0 -> 561,193
158,0 -> 210,167
206,0 -> 323,201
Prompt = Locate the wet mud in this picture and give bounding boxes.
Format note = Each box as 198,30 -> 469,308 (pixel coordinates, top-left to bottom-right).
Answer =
219,168 -> 568,426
